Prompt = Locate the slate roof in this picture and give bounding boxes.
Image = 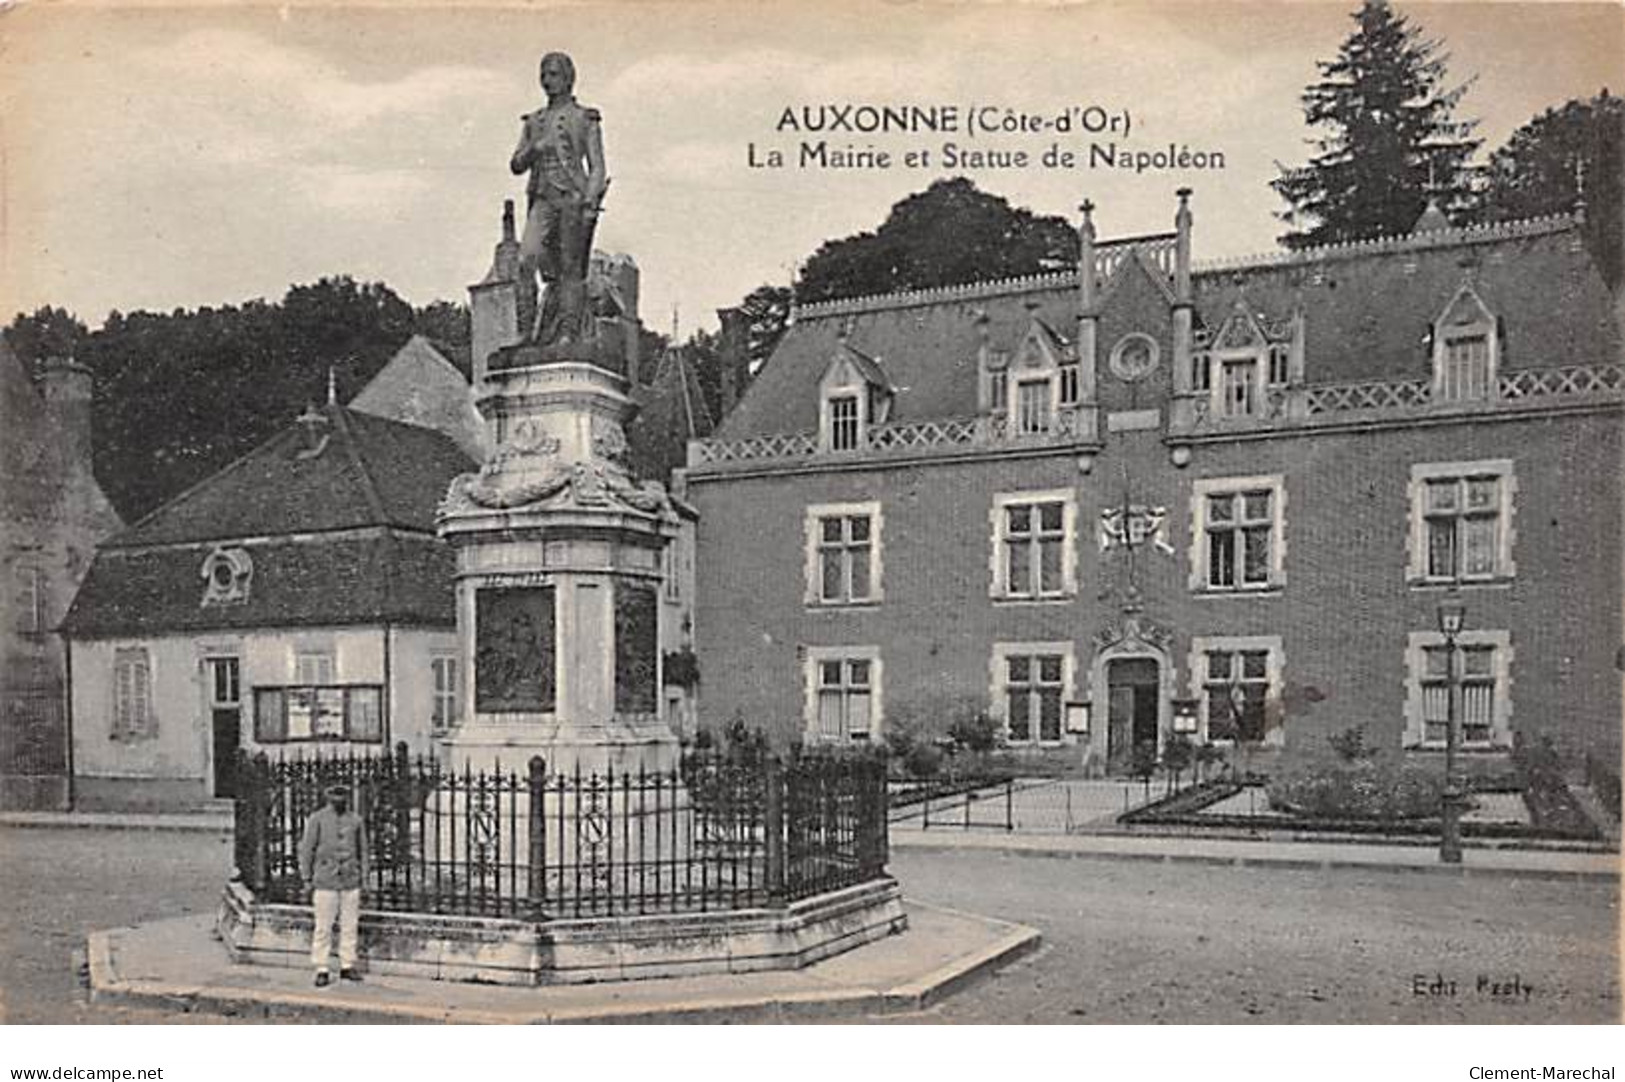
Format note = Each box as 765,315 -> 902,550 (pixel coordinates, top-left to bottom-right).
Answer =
106,404 -> 475,548
61,534 -> 455,636
718,213 -> 1620,439
63,405 -> 474,637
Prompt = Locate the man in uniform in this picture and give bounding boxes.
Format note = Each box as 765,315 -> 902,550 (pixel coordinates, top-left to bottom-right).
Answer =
510,51 -> 608,348
299,782 -> 369,987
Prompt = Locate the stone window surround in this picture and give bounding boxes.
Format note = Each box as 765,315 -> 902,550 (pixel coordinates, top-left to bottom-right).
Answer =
1186,634 -> 1286,747
1187,474 -> 1287,594
1406,459 -> 1517,586
989,640 -> 1078,747
1402,629 -> 1514,750
802,644 -> 883,744
988,488 -> 1079,602
803,500 -> 884,607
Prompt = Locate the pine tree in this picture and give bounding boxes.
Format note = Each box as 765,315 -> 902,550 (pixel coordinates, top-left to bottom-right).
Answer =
1273,0 -> 1480,248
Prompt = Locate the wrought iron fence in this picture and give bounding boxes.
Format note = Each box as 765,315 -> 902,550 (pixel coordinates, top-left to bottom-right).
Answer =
232,743 -> 889,920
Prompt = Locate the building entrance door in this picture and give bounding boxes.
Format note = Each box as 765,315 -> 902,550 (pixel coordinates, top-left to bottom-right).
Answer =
208,658 -> 241,799
1105,657 -> 1160,774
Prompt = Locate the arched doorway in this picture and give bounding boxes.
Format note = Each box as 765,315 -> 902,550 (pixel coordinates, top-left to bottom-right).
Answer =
1105,656 -> 1160,775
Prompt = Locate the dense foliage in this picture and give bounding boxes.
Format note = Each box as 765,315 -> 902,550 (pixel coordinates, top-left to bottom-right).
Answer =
5,279 -> 470,523
1273,0 -> 1480,247
1474,91 -> 1623,287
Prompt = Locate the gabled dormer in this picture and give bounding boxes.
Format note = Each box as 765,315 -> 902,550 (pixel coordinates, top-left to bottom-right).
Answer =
978,308 -> 1078,436
1191,299 -> 1302,419
819,337 -> 892,452
1429,279 -> 1500,402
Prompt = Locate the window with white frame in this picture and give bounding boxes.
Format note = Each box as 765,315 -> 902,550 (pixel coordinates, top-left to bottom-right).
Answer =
1015,378 -> 1053,435
1438,333 -> 1491,401
112,646 -> 156,741
1408,461 -> 1515,583
1189,636 -> 1283,745
1430,284 -> 1499,403
991,490 -> 1075,600
431,656 -> 460,733
805,502 -> 881,605
1217,358 -> 1258,417
1405,630 -> 1512,748
805,647 -> 880,743
1190,476 -> 1285,592
991,642 -> 1073,745
828,393 -> 861,451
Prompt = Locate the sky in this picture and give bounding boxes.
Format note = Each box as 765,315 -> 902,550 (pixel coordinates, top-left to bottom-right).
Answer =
2,0 -> 1621,339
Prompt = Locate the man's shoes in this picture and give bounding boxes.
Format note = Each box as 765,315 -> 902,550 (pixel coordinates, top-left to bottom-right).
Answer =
314,971 -> 331,988
340,968 -> 363,983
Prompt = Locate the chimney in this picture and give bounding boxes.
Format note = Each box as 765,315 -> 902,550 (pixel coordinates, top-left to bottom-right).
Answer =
1171,189 -> 1195,397
40,355 -> 94,466
470,200 -> 523,390
717,306 -> 747,417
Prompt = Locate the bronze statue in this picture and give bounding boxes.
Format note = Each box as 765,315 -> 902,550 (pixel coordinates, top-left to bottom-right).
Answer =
510,52 -> 608,350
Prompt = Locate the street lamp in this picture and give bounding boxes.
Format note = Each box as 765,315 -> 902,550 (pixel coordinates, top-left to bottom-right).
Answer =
1437,591 -> 1467,864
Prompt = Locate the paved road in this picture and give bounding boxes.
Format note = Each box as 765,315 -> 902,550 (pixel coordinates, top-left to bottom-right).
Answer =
0,828 -> 1615,1024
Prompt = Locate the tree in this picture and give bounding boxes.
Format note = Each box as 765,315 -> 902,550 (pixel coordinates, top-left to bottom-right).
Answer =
1272,0 -> 1480,248
794,177 -> 1078,303
1475,92 -> 1623,288
4,307 -> 88,378
737,283 -> 792,374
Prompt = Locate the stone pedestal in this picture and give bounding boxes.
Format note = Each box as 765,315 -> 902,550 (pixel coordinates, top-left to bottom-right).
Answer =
438,343 -> 681,776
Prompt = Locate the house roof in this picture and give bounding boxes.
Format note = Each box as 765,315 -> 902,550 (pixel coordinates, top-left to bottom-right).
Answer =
718,212 -> 1620,440
106,403 -> 476,549
62,403 -> 472,637
61,533 -> 455,636
349,334 -> 486,461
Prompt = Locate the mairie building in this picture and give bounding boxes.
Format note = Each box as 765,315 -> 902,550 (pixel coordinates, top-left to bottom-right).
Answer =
685,192 -> 1623,780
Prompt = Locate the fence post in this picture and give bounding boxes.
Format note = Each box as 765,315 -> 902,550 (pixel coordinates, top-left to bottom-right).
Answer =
1005,777 -> 1014,832
764,753 -> 785,902
394,742 -> 412,902
249,752 -> 270,892
527,757 -> 547,915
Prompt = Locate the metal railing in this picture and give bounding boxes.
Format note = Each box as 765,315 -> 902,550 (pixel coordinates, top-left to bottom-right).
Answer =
232,743 -> 890,920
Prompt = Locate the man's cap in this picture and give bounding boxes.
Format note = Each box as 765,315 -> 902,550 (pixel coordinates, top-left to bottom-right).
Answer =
326,783 -> 352,797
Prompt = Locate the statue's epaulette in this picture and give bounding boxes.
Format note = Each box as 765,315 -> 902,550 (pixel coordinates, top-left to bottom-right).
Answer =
584,106 -> 602,123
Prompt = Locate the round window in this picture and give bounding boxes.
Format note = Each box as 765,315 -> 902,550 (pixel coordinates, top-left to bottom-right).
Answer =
1109,334 -> 1160,383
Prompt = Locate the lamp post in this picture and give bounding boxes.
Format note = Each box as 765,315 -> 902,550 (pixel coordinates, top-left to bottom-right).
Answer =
1437,591 -> 1467,864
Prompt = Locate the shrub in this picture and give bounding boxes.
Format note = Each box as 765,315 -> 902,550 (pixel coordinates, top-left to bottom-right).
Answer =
947,707 -> 1000,754
1267,758 -> 1446,821
903,742 -> 944,779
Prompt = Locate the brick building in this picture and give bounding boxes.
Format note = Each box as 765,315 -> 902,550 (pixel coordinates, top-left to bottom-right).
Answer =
685,193 -> 1623,780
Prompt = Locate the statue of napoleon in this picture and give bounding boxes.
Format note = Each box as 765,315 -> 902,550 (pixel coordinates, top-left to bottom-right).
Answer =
510,51 -> 608,352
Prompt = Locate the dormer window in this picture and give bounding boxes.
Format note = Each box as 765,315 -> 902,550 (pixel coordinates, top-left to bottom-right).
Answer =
818,340 -> 890,453
1016,378 -> 1053,435
1431,282 -> 1499,403
829,394 -> 861,451
1440,332 -> 1491,401
1218,358 -> 1258,417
